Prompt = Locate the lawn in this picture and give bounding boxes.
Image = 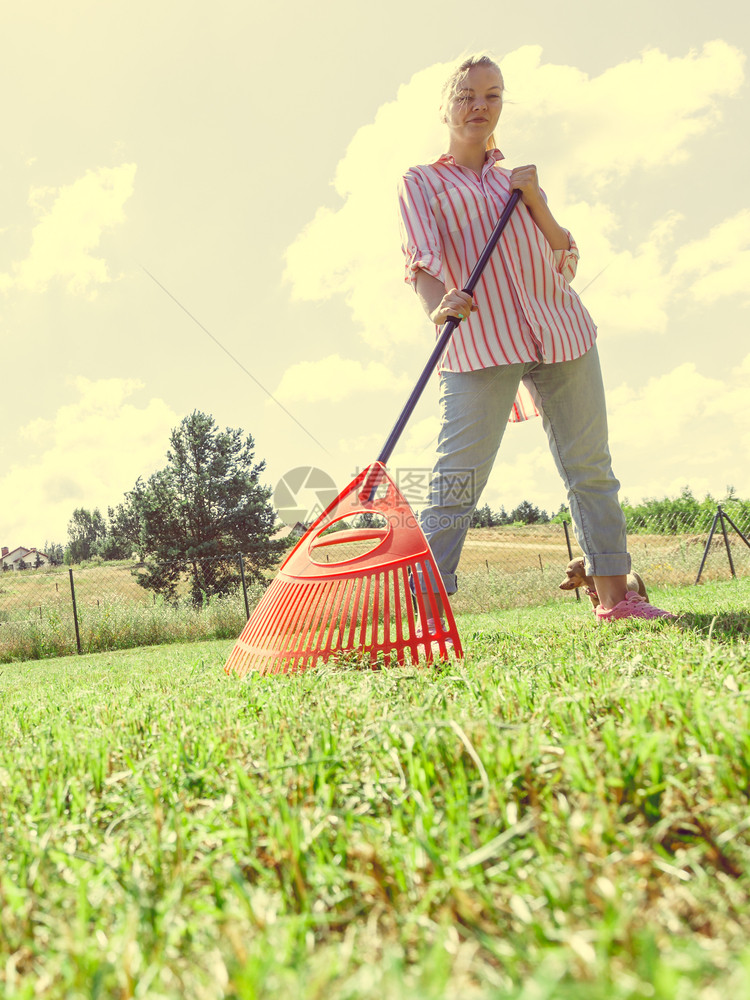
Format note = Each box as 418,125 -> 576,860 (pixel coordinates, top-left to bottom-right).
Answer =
1,579 -> 748,999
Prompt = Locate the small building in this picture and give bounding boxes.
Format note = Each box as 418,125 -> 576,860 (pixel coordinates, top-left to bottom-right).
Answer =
271,522 -> 308,542
1,546 -> 51,571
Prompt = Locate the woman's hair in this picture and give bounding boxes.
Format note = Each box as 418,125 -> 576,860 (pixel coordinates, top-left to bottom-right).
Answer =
440,54 -> 503,151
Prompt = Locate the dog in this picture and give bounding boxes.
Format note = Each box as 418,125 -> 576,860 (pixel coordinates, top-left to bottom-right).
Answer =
559,556 -> 648,609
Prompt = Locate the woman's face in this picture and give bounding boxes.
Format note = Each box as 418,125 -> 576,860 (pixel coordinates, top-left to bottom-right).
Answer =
444,65 -> 503,145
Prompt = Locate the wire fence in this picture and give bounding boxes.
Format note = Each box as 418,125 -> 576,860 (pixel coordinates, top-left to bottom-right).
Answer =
2,504 -> 749,662
449,505 -> 750,613
0,554 -> 267,663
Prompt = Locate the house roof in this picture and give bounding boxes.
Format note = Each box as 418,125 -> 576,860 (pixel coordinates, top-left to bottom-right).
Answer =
3,547 -> 31,560
271,522 -> 308,541
2,546 -> 49,562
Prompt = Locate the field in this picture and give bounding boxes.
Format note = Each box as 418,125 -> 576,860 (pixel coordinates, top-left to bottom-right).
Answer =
0,562 -> 265,664
2,524 -> 747,664
1,578 -> 749,998
454,524 -> 749,611
0,561 -> 152,617
3,524 -> 746,621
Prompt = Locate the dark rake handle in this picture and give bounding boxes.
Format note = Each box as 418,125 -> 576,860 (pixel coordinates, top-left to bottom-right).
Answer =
377,189 -> 522,467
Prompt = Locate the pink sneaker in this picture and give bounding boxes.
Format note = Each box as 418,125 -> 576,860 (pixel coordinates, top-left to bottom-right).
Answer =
596,591 -> 677,622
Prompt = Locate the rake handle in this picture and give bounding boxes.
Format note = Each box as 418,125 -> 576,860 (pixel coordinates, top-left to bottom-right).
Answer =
377,189 -> 522,467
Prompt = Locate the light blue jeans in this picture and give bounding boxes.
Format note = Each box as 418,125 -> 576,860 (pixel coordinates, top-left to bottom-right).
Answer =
419,345 -> 630,594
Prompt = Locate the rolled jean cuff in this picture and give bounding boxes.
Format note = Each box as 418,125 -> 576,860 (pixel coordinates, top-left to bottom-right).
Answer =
585,553 -> 631,577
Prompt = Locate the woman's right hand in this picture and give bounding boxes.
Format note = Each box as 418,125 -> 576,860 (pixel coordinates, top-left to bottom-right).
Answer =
429,288 -> 476,326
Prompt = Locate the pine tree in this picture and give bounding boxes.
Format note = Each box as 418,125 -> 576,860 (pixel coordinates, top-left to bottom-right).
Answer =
124,411 -> 286,604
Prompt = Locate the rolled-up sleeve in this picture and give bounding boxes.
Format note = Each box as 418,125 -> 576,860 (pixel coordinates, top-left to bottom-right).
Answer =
553,229 -> 580,284
398,169 -> 445,288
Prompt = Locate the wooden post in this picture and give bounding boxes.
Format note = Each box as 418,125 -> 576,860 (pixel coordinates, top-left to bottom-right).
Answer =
69,568 -> 82,654
695,508 -> 721,584
238,553 -> 250,620
718,505 -> 736,578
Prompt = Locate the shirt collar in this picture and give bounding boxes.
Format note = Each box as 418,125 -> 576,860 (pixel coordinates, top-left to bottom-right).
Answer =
433,148 -> 505,168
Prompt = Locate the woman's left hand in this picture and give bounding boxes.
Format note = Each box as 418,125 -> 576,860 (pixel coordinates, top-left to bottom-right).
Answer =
509,165 -> 544,208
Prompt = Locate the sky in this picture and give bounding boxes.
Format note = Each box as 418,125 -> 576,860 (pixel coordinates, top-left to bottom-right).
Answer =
1,0 -> 749,547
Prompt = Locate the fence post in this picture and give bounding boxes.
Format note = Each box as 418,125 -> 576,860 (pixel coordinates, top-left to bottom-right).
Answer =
718,505 -> 736,579
695,508 -> 720,584
69,568 -> 82,654
562,520 -> 580,601
238,553 -> 250,620
721,508 -> 750,551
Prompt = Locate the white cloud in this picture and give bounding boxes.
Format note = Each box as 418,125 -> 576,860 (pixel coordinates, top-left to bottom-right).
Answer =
608,363 -> 724,445
273,353 -> 411,404
283,42 -> 744,352
499,42 -> 744,195
283,59 -> 457,354
0,378 -> 179,545
671,209 -> 750,304
0,164 -> 137,297
605,359 -> 750,499
576,208 -> 684,335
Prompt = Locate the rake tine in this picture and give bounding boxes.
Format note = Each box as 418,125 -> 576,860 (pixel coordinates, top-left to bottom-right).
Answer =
268,581 -> 314,671
358,573 -> 373,654
345,578 -> 364,651
309,580 -> 345,666
289,581 -> 329,672
323,577 -> 352,656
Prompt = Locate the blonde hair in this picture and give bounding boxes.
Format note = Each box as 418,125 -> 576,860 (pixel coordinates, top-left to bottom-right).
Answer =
441,54 -> 503,151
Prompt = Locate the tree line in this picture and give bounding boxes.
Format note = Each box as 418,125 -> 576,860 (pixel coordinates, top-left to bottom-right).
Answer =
468,486 -> 748,533
470,500 -> 562,527
47,495 -> 556,564
621,486 -> 750,535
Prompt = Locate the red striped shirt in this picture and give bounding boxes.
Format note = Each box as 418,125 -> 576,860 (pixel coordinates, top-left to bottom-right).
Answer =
398,149 -> 598,422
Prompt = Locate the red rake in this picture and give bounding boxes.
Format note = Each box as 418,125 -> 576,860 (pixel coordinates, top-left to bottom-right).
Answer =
225,190 -> 521,676
224,462 -> 459,675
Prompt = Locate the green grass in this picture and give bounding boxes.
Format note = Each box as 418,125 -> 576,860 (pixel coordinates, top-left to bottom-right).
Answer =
1,579 -> 748,998
0,590 -> 261,664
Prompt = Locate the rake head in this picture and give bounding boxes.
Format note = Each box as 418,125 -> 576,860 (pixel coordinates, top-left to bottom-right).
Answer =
224,462 -> 462,676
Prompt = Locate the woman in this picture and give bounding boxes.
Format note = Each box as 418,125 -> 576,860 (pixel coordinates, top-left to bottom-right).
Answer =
398,54 -> 674,622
